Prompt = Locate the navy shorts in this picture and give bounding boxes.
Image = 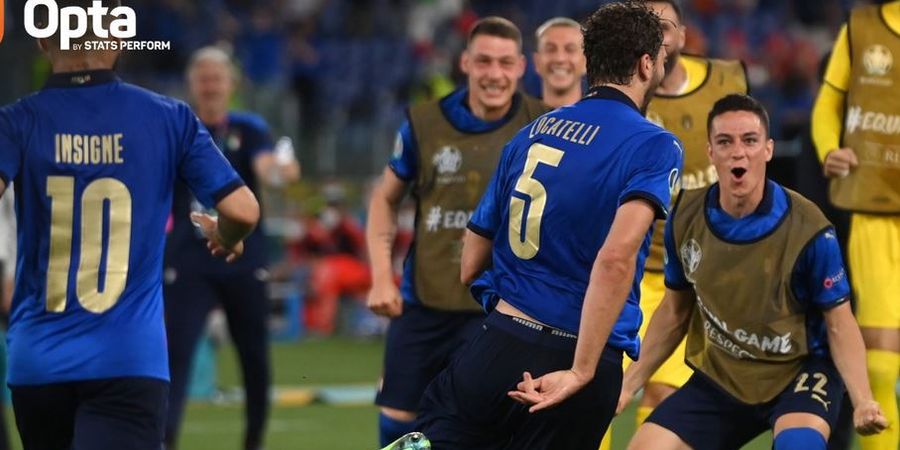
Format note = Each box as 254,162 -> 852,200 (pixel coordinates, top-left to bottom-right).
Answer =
647,357 -> 845,450
376,302 -> 484,411
10,377 -> 168,450
416,310 -> 623,450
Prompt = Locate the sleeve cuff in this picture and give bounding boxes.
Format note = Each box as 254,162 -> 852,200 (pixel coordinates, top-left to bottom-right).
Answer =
823,80 -> 847,93
621,191 -> 668,220
211,179 -> 246,204
388,164 -> 414,182
818,295 -> 851,311
664,279 -> 693,291
467,222 -> 495,240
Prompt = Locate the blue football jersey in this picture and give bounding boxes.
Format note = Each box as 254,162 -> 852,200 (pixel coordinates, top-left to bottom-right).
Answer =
468,87 -> 683,359
0,70 -> 243,385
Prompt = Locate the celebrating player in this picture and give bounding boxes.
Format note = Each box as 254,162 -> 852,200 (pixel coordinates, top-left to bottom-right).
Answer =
365,16 -> 547,447
811,2 -> 900,449
0,1 -> 259,449
163,46 -> 299,450
617,0 -> 749,431
415,3 -> 679,449
533,17 -> 586,108
622,94 -> 887,450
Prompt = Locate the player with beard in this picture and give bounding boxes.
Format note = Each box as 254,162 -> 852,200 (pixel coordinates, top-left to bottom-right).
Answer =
533,17 -> 586,108
415,4 -> 680,449
366,16 -> 548,447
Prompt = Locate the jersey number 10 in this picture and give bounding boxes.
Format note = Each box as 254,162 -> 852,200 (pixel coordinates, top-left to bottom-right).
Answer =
509,143 -> 564,260
46,176 -> 132,314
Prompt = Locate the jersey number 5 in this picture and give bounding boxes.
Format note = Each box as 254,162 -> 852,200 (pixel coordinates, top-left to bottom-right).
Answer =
509,143 -> 564,260
46,176 -> 132,314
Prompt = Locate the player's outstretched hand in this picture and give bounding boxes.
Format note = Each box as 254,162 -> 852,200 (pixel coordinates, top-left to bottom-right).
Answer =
367,281 -> 403,318
191,212 -> 245,263
853,400 -> 890,436
823,147 -> 858,178
508,370 -> 590,413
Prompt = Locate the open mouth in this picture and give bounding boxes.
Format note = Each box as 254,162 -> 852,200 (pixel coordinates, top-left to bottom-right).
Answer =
731,167 -> 747,180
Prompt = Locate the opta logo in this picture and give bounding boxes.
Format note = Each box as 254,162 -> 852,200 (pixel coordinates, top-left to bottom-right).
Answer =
24,0 -> 136,50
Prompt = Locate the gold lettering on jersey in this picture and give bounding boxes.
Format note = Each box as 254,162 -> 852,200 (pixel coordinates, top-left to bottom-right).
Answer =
529,116 -> 600,147
55,133 -> 125,165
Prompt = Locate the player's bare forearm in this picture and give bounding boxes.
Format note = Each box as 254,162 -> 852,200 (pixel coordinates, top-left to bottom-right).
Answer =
571,200 -> 658,380
215,186 -> 259,248
825,302 -> 875,407
572,250 -> 635,380
622,288 -> 694,394
366,167 -> 407,282
461,230 -> 491,285
0,179 -> 5,199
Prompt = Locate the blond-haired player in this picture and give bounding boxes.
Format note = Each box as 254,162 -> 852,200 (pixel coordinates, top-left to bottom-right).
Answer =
533,17 -> 586,108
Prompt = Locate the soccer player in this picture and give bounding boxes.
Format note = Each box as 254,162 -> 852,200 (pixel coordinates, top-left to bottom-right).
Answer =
365,16 -> 547,446
626,0 -> 749,426
0,1 -> 260,449
163,46 -> 299,450
811,2 -> 900,449
416,4 -> 680,448
621,94 -> 888,450
533,17 -> 586,108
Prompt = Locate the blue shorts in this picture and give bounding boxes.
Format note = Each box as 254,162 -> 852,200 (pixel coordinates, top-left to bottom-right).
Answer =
647,357 -> 845,450
416,310 -> 623,450
10,377 -> 168,450
375,302 -> 484,411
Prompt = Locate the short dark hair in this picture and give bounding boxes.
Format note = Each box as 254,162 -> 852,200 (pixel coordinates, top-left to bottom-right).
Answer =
468,16 -> 523,51
707,94 -> 771,138
646,0 -> 684,22
583,2 -> 663,86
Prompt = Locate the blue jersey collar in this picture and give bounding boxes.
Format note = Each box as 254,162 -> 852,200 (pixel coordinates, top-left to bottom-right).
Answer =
707,179 -> 776,215
44,70 -> 119,88
583,86 -> 640,113
438,88 -> 523,134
